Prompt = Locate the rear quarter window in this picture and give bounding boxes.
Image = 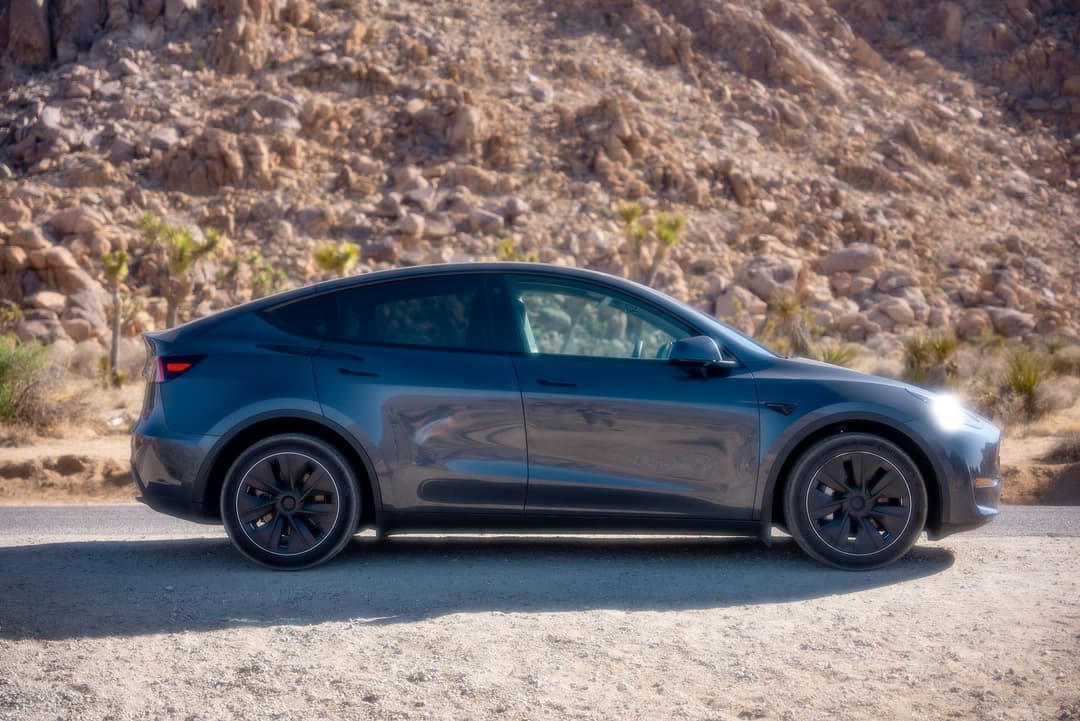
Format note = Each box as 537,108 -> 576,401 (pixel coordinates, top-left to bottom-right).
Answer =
263,292 -> 337,339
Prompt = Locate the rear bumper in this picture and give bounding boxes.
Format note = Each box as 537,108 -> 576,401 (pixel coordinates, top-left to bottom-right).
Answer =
131,418 -> 219,524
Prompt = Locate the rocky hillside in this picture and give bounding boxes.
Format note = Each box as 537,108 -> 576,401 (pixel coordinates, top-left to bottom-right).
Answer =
0,0 -> 1078,361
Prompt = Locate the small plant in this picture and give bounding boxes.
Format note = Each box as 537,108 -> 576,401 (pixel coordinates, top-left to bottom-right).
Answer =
903,332 -> 958,387
762,290 -> 816,358
246,250 -> 288,299
0,302 -> 23,335
1003,346 -> 1049,420
313,242 -> 361,277
139,213 -> 221,328
812,342 -> 859,367
101,249 -> 131,387
0,336 -> 55,428
496,238 -> 538,263
614,202 -> 686,286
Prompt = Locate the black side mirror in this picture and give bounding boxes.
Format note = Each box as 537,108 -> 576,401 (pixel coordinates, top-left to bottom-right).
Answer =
669,335 -> 737,370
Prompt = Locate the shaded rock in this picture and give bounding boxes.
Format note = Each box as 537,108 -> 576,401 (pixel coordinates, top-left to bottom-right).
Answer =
49,206 -> 107,236
727,169 -> 755,206
9,0 -> 51,66
955,308 -> 992,340
988,308 -> 1036,337
447,106 -> 486,153
821,244 -> 884,274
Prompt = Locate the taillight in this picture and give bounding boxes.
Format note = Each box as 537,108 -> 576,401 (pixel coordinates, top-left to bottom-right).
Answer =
153,356 -> 203,382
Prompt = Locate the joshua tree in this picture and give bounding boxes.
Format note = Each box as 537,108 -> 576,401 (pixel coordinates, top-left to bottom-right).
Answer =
139,213 -> 221,328
313,241 -> 361,278
247,250 -> 288,299
643,212 -> 687,286
101,249 -> 131,386
615,202 -> 686,286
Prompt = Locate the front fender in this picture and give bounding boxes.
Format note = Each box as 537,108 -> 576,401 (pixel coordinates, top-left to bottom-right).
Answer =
754,403 -> 946,539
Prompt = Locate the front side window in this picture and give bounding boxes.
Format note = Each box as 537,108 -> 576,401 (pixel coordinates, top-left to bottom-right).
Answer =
507,277 -> 689,360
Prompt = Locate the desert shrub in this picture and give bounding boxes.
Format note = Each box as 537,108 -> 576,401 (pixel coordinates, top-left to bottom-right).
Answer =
812,342 -> 858,367
903,332 -> 958,387
1041,435 -> 1080,464
762,291 -> 816,357
313,241 -> 361,277
1004,347 -> 1050,419
496,238 -> 538,263
0,336 -> 60,429
1049,344 -> 1080,377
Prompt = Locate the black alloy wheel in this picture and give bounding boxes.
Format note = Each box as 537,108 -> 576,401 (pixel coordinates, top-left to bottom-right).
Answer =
221,434 -> 361,569
784,433 -> 927,570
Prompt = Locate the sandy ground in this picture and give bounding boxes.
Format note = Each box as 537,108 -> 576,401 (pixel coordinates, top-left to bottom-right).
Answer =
1,529 -> 1078,721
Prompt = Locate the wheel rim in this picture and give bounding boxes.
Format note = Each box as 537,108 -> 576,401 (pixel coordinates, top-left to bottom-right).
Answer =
804,450 -> 913,557
235,452 -> 341,557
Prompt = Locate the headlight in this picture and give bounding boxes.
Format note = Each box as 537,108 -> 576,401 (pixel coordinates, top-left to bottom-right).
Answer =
906,389 -> 982,432
930,393 -> 969,432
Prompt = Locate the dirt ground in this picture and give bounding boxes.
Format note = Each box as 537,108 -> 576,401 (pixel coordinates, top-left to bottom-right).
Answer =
0,531 -> 1077,721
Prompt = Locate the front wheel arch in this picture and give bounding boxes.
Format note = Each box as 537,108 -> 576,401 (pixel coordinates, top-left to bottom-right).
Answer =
764,420 -> 942,539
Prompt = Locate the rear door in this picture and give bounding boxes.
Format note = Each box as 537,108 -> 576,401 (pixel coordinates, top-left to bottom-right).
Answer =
500,274 -> 761,519
276,273 -> 528,514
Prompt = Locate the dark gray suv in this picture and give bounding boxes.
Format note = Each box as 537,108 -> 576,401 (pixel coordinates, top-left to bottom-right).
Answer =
132,263 -> 1000,570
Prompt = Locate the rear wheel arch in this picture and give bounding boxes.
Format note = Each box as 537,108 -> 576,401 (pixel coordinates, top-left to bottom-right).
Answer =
198,414 -> 381,526
764,419 -> 942,537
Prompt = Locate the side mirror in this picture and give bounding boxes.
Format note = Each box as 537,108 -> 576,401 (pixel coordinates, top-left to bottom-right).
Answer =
669,335 -> 737,370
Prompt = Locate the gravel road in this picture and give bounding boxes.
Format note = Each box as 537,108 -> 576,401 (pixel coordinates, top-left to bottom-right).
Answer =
1,507 -> 1078,721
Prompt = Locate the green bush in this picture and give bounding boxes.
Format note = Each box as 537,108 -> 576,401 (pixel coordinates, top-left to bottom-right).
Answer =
812,343 -> 858,367
0,336 -> 55,428
903,332 -> 958,387
1004,347 -> 1049,419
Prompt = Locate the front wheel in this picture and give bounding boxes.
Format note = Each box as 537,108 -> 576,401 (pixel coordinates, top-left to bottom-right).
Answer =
783,433 -> 927,570
221,434 -> 361,570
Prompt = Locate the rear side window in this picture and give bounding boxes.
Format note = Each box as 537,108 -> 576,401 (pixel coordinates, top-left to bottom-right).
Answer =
263,292 -> 337,339
268,275 -> 492,351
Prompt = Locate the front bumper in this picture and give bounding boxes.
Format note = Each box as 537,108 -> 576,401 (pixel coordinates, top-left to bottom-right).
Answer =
907,418 -> 1002,540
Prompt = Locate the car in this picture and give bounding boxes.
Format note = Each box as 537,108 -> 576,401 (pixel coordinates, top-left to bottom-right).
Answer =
131,262 -> 1001,570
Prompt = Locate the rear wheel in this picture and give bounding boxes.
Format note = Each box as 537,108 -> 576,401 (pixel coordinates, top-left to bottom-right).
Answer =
221,434 -> 361,570
783,433 -> 927,570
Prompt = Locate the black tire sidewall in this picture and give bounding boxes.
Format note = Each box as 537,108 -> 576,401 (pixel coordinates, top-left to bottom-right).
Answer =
221,433 -> 361,570
783,433 -> 928,570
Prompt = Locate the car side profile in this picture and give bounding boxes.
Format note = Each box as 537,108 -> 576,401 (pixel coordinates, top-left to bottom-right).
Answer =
131,263 -> 1001,570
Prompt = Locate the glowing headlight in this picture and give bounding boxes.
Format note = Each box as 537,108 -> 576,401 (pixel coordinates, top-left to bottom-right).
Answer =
930,393 -> 968,432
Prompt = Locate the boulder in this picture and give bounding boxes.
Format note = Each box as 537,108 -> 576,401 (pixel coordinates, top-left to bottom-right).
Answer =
736,254 -> 803,303
28,290 -> 67,314
821,243 -> 884,274
9,0 -> 51,66
49,206 -> 107,236
52,0 -> 107,64
955,308 -> 992,340
877,297 -> 915,325
988,308 -> 1036,337
446,106 -> 486,153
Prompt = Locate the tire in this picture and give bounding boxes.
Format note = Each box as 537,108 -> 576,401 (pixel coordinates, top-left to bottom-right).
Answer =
783,433 -> 927,570
221,433 -> 361,570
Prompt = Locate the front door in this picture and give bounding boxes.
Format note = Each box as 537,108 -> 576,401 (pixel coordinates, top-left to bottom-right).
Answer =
503,275 -> 760,519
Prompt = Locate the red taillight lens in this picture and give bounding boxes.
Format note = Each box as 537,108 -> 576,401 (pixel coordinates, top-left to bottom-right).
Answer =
154,356 -> 202,382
